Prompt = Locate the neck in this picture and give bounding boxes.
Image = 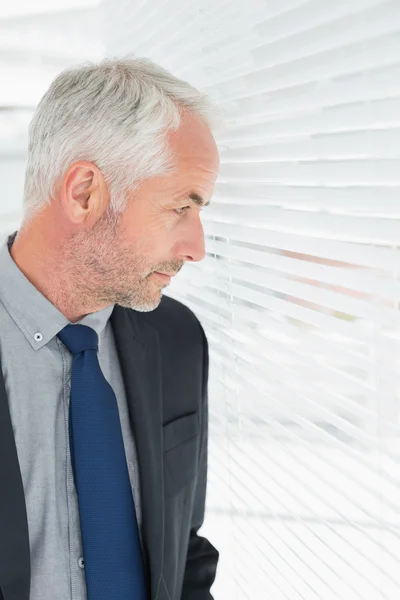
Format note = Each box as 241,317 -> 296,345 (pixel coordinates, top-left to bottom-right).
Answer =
9,227 -> 104,323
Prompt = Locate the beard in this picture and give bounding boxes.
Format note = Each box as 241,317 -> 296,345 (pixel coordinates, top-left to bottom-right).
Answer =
61,207 -> 182,313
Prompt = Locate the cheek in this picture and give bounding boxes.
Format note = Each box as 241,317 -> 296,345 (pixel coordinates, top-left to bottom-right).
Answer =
143,220 -> 172,249
122,212 -> 173,259
132,230 -> 168,265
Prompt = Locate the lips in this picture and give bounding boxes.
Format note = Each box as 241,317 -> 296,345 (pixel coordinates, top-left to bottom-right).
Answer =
153,272 -> 171,282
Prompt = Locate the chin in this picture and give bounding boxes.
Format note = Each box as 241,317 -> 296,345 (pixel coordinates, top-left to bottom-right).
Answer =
124,290 -> 163,313
131,298 -> 162,312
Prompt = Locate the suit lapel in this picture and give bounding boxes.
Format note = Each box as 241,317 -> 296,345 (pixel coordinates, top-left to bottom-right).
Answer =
0,357 -> 30,600
111,305 -> 165,600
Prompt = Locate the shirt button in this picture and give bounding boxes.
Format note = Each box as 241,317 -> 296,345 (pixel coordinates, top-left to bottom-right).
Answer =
34,332 -> 43,342
78,557 -> 85,569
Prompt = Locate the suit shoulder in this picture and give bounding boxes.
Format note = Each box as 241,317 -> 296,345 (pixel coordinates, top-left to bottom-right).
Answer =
142,295 -> 204,342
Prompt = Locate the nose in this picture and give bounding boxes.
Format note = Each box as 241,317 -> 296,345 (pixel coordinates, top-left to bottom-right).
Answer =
178,216 -> 206,263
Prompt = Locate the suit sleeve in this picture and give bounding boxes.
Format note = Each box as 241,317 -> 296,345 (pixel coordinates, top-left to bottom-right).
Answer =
180,323 -> 219,599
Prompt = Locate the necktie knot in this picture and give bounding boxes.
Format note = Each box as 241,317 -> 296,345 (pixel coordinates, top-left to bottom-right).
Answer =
57,324 -> 99,356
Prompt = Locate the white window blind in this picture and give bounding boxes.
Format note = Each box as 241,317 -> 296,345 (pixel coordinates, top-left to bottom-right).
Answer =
104,1 -> 400,599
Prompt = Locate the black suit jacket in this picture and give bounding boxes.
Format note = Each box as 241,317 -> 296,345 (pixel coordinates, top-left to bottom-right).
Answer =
0,295 -> 219,600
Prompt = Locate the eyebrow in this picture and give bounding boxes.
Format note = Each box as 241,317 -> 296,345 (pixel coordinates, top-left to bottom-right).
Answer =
189,192 -> 211,208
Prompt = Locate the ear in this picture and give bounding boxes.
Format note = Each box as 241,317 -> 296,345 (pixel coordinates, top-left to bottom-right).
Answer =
61,161 -> 108,224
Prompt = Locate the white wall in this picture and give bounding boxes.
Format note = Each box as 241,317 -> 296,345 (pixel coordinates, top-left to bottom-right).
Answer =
0,3 -> 104,237
0,156 -> 25,235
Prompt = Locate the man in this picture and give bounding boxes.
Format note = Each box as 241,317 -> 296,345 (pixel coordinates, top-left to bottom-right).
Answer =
0,57 -> 220,600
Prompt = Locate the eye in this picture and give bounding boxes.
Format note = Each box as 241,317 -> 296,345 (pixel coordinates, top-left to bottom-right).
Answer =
174,206 -> 190,216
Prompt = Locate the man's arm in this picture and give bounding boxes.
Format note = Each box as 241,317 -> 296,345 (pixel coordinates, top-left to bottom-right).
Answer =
180,323 -> 219,599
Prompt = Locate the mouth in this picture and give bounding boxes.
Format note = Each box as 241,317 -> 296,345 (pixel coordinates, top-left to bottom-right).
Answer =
153,272 -> 172,283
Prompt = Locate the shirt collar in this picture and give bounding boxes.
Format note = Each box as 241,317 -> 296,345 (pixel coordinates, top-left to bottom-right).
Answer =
0,230 -> 115,351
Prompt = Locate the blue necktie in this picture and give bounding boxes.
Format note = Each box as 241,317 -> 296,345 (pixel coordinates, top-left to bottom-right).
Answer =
57,324 -> 148,600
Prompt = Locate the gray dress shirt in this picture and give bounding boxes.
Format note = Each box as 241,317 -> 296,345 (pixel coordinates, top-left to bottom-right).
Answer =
0,230 -> 143,600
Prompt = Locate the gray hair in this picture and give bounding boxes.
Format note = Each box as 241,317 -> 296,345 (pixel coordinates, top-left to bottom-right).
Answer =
22,56 -> 221,224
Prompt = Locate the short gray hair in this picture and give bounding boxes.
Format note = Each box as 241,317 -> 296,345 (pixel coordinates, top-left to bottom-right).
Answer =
22,56 -> 221,224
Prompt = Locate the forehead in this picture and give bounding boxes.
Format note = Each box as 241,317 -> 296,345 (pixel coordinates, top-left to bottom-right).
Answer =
168,112 -> 220,175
